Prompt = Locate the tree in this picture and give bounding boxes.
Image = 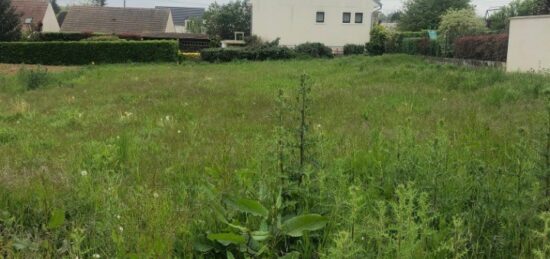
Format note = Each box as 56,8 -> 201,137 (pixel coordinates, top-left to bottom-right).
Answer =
487,0 -> 548,31
203,0 -> 251,40
0,0 -> 21,41
399,0 -> 471,31
438,8 -> 486,56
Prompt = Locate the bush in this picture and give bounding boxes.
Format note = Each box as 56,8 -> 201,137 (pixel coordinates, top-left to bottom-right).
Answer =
81,35 -> 123,42
343,44 -> 365,55
454,34 -> 508,62
30,32 -> 95,41
0,41 -> 179,65
366,25 -> 388,56
295,42 -> 333,58
17,66 -> 50,90
401,37 -> 439,56
200,46 -> 295,62
385,31 -> 428,53
438,8 -> 486,57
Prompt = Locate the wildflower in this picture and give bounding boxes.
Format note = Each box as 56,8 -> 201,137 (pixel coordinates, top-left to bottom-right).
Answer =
177,130 -> 182,134
118,226 -> 124,232
116,214 -> 121,220
165,115 -> 171,121
93,254 -> 101,258
153,192 -> 159,198
80,170 -> 88,177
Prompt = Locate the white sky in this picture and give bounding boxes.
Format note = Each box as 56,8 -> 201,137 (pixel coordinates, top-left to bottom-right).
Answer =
58,0 -> 514,15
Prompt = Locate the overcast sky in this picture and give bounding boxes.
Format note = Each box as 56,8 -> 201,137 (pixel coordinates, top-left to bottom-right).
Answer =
58,0 -> 514,15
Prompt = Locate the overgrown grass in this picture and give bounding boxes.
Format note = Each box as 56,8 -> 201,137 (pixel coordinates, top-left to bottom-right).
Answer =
1,55 -> 550,258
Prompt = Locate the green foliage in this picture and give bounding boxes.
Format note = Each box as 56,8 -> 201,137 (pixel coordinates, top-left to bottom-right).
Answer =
399,0 -> 471,31
0,41 -> 179,65
366,25 -> 388,56
200,46 -> 295,62
185,17 -> 205,34
343,44 -> 365,55
0,0 -> 21,41
438,8 -> 487,57
17,66 -> 50,90
400,37 -> 439,56
295,42 -> 333,58
29,32 -> 95,41
203,0 -> 251,40
81,35 -> 123,41
454,34 -> 509,61
488,0 -> 548,31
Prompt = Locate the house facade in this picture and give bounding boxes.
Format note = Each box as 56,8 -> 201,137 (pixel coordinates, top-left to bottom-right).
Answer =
12,0 -> 60,32
155,6 -> 205,33
507,15 -> 550,73
251,0 -> 381,49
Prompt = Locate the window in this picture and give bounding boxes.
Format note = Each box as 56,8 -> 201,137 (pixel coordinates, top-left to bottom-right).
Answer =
343,12 -> 351,23
355,13 -> 363,23
316,12 -> 325,23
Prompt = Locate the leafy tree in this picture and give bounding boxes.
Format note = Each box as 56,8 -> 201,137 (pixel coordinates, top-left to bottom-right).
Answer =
488,0 -> 550,31
203,0 -> 251,40
185,17 -> 205,34
438,8 -> 486,57
387,11 -> 402,23
399,0 -> 471,31
0,0 -> 21,41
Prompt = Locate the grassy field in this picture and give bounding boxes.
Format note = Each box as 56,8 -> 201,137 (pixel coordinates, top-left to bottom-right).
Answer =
1,55 -> 550,258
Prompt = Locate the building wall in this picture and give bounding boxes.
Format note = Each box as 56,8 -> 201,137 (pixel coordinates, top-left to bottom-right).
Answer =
42,3 -> 60,32
507,15 -> 550,73
251,0 -> 376,48
165,12 -> 177,33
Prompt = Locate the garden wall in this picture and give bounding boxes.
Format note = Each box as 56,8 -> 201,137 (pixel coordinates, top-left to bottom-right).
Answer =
507,15 -> 550,73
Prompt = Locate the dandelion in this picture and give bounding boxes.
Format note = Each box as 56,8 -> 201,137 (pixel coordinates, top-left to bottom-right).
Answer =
92,254 -> 101,258
81,170 -> 88,177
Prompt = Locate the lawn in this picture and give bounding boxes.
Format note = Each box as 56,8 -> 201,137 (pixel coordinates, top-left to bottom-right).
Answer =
1,55 -> 549,258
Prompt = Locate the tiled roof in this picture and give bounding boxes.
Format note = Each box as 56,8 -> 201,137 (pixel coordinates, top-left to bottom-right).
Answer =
11,0 -> 49,26
155,6 -> 204,26
61,6 -> 171,34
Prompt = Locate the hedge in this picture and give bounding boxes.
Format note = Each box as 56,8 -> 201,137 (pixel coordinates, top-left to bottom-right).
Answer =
295,42 -> 333,58
454,34 -> 508,62
0,41 -> 179,65
401,38 -> 439,56
343,44 -> 365,55
201,46 -> 295,62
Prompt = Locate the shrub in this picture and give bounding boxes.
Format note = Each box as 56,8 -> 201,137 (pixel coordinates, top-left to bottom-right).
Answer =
295,42 -> 333,58
454,34 -> 508,62
438,8 -> 486,57
30,32 -> 95,41
81,35 -> 123,42
17,66 -> 50,90
401,37 -> 439,56
366,25 -> 388,56
385,30 -> 428,53
200,46 -> 295,62
0,41 -> 179,65
343,44 -> 365,55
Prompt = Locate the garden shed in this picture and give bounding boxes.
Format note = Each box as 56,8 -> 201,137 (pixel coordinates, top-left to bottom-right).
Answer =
507,15 -> 550,73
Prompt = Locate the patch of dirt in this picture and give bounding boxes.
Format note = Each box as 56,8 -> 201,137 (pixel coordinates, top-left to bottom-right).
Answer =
0,64 -> 77,76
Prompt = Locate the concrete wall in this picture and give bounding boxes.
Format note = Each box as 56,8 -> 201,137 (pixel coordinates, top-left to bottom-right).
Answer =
42,3 -> 60,32
251,0 -> 376,48
507,15 -> 550,73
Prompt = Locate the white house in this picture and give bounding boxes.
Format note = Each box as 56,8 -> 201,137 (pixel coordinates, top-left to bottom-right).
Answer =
251,0 -> 382,49
507,15 -> 550,73
12,0 -> 60,33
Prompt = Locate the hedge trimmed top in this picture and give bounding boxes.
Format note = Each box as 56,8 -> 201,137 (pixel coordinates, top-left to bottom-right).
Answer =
0,40 -> 179,65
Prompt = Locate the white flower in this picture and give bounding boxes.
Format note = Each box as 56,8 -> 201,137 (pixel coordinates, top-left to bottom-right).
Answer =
165,115 -> 171,121
153,192 -> 159,198
118,226 -> 124,232
116,215 -> 121,220
92,254 -> 101,258
80,170 -> 88,177
177,130 -> 182,134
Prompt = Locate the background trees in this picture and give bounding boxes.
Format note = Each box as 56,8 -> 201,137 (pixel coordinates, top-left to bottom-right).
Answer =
203,0 -> 251,40
0,0 -> 21,41
398,0 -> 471,31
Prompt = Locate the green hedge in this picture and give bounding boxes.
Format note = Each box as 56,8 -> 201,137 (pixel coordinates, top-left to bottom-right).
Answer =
0,41 -> 179,65
200,46 -> 295,62
295,42 -> 333,58
401,38 -> 439,56
343,44 -> 365,55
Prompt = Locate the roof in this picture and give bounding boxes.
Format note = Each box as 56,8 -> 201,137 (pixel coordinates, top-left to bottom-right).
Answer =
11,0 -> 50,26
141,32 -> 209,40
155,6 -> 204,26
61,6 -> 172,34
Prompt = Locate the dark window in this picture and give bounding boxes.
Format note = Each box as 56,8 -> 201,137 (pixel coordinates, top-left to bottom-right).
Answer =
316,12 -> 325,23
343,12 -> 351,23
355,13 -> 363,23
